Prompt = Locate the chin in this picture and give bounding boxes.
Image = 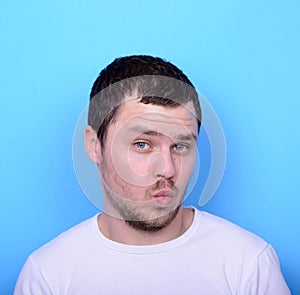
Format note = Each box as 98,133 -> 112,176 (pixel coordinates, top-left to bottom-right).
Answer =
124,205 -> 181,232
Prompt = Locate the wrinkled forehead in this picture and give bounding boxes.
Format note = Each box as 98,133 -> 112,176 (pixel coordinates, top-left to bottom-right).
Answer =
112,100 -> 198,141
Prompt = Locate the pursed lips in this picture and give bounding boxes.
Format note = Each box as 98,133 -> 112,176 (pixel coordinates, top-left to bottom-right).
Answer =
152,189 -> 173,198
151,189 -> 174,206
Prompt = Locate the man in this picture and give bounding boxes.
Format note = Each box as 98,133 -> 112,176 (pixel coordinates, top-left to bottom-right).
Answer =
14,55 -> 290,294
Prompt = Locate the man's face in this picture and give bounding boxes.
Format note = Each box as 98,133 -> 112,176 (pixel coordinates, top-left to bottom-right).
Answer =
99,99 -> 198,231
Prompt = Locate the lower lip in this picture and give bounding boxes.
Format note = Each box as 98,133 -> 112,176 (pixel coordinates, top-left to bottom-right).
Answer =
152,195 -> 173,206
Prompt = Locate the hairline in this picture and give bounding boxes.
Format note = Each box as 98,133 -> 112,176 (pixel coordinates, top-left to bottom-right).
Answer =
88,74 -> 202,149
99,97 -> 199,150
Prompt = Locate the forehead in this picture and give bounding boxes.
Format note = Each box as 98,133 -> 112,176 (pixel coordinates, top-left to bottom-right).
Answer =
110,99 -> 198,138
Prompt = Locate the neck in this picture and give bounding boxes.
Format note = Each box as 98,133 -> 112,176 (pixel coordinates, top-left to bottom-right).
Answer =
97,206 -> 194,245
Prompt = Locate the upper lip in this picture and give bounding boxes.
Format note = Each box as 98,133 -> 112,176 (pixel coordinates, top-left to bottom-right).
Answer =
152,189 -> 173,198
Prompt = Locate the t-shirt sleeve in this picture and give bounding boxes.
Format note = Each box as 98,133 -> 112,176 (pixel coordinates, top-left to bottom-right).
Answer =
14,255 -> 52,295
243,244 -> 291,295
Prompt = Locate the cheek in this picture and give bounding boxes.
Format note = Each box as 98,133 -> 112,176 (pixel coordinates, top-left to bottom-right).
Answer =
110,143 -> 156,187
175,155 -> 195,185
127,151 -> 152,176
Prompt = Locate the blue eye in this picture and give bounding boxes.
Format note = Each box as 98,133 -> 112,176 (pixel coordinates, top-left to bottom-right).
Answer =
173,144 -> 187,152
134,142 -> 150,150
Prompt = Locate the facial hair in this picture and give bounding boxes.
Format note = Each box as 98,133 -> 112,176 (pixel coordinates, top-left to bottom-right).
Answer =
101,167 -> 183,232
124,204 -> 181,232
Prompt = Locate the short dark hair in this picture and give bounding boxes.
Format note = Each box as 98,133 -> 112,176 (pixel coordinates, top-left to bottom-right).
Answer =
88,55 -> 201,148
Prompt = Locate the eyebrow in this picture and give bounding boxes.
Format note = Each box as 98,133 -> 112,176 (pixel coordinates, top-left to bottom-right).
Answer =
128,126 -> 197,141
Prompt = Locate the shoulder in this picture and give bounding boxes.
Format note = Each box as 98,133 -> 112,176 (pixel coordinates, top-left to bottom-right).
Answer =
31,214 -> 99,263
14,215 -> 101,294
189,208 -> 291,294
192,208 -> 269,257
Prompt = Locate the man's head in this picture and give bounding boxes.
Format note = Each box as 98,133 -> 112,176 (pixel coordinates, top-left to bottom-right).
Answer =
88,55 -> 201,149
85,55 -> 201,232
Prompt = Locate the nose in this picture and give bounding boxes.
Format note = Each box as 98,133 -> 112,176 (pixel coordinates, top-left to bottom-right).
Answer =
149,150 -> 177,180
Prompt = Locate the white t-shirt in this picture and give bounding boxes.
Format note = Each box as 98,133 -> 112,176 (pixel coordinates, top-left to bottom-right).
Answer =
14,208 -> 290,294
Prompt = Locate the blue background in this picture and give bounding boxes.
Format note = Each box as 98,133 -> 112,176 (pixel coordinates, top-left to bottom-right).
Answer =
1,0 -> 299,294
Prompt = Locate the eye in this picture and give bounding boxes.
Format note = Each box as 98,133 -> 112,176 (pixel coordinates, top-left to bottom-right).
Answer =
133,141 -> 151,151
173,144 -> 189,153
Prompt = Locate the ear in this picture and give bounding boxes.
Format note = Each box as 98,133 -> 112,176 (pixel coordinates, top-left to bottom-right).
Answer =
84,125 -> 102,164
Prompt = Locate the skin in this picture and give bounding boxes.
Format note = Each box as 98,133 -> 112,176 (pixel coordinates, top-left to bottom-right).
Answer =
84,98 -> 198,245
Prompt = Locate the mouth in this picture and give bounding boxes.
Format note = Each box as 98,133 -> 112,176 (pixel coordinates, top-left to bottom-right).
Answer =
151,189 -> 173,206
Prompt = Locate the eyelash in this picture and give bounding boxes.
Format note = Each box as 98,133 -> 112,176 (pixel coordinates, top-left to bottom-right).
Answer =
133,141 -> 190,154
134,141 -> 151,150
173,144 -> 188,152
